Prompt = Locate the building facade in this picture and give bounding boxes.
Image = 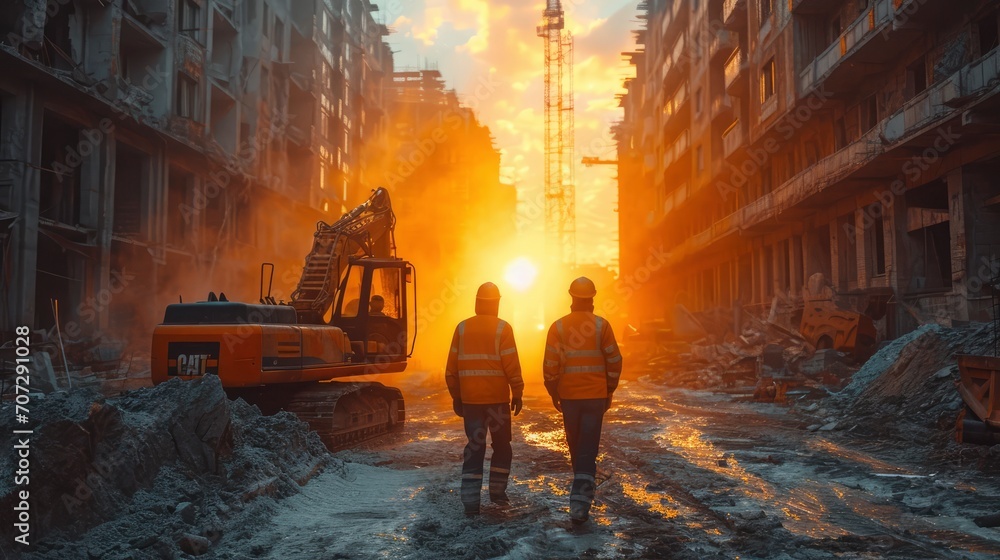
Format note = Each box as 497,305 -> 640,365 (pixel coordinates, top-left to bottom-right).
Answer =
380,69 -> 517,362
0,0 -> 393,338
619,0 -> 1000,339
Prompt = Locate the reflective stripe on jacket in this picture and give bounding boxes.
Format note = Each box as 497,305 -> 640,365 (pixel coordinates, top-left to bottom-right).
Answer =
445,315 -> 524,404
543,312 -> 622,400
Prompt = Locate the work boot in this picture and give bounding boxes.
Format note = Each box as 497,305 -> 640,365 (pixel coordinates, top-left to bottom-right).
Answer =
488,466 -> 510,504
570,500 -> 590,524
461,473 -> 482,516
489,491 -> 510,505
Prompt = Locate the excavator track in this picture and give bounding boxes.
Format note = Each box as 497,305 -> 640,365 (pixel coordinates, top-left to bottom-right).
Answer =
227,381 -> 405,450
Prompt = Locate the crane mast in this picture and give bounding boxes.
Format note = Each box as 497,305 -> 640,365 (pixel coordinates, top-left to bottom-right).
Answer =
537,0 -> 576,266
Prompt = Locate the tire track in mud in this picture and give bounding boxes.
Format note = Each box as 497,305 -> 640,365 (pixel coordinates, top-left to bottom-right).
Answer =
615,379 -> 1000,559
242,379 -> 1000,559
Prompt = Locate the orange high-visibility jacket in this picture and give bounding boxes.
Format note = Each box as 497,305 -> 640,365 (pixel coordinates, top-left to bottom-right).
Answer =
445,315 -> 524,405
543,311 -> 622,400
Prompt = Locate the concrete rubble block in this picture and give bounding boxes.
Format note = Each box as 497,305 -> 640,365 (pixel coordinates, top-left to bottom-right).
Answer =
30,350 -> 59,393
690,344 -> 719,363
799,349 -> 852,377
177,533 -> 212,556
934,366 -> 955,379
761,344 -> 786,375
175,501 -> 196,525
0,377 -> 230,540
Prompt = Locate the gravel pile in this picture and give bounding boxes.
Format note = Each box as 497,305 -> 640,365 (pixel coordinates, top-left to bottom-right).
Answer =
0,376 -> 341,559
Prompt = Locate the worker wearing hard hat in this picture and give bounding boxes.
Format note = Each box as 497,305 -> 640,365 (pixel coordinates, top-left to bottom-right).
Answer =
543,277 -> 623,525
445,282 -> 524,515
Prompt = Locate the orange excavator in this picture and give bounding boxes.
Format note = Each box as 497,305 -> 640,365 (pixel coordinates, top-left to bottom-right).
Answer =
151,188 -> 416,448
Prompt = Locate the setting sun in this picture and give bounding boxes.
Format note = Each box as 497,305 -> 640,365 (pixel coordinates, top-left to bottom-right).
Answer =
504,257 -> 538,292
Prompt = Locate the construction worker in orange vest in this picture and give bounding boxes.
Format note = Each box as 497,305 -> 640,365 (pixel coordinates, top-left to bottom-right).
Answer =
543,276 -> 623,524
446,282 -> 524,515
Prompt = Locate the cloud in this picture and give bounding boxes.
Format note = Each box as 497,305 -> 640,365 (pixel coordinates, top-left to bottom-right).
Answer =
387,0 -> 640,269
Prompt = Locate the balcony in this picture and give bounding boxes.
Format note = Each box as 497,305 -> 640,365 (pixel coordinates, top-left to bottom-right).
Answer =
662,182 -> 690,218
724,47 -> 748,95
711,91 -> 733,122
798,0 -> 916,95
710,29 -> 737,62
663,129 -> 691,171
790,0 -> 831,14
883,46 -> 1000,144
722,120 -> 744,159
658,0 -> 688,43
723,0 -> 747,29
663,33 -> 688,89
662,82 -> 689,124
664,40 -> 997,269
175,34 -> 205,78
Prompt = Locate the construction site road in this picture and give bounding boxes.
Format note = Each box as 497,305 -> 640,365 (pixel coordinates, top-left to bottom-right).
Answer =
235,375 -> 1000,559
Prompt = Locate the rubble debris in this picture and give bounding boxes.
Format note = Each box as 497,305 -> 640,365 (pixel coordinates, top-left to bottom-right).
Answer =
835,324 -> 944,401
0,375 -> 339,556
974,512 -> 1000,528
826,322 -> 995,450
673,304 -> 709,340
2,330 -> 151,397
178,533 -> 212,556
800,304 -> 877,362
642,302 -> 848,396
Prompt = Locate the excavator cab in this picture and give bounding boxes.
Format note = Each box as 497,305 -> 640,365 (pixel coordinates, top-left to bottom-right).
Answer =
333,257 -> 416,364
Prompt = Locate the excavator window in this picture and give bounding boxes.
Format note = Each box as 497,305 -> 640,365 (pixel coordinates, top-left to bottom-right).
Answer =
338,265 -> 364,319
369,268 -> 402,319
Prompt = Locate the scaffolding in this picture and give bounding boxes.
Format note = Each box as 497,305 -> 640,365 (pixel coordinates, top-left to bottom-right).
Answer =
537,0 -> 576,266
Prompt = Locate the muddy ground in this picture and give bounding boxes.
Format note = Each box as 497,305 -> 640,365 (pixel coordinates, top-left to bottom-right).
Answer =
7,323 -> 1000,559
219,374 -> 1000,560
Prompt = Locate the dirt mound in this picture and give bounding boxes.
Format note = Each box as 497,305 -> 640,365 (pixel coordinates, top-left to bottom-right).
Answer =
0,376 -> 339,558
827,322 -> 995,449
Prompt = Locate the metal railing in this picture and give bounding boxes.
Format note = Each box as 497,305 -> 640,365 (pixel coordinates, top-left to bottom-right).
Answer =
724,47 -> 746,88
799,0 -> 891,93
722,120 -> 743,158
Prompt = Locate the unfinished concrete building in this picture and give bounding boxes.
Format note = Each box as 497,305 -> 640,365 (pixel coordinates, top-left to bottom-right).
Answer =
619,0 -> 1000,340
381,69 -> 516,272
0,0 -> 393,340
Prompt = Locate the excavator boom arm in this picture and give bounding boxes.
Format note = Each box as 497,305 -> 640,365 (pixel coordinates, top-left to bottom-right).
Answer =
290,188 -> 396,323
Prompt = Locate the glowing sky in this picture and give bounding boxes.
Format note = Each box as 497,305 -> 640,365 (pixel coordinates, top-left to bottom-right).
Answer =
379,1 -> 639,270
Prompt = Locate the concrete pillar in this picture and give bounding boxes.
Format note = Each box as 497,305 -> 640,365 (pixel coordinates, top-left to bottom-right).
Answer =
4,85 -> 42,329
790,235 -> 803,296
886,185 -> 909,337
855,208 -> 869,290
772,242 -> 783,298
94,130 -> 117,333
756,241 -> 767,304
830,221 -> 841,291
947,167 -> 969,322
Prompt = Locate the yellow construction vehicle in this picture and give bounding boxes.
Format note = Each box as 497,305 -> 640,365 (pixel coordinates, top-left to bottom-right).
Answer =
151,188 -> 417,449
